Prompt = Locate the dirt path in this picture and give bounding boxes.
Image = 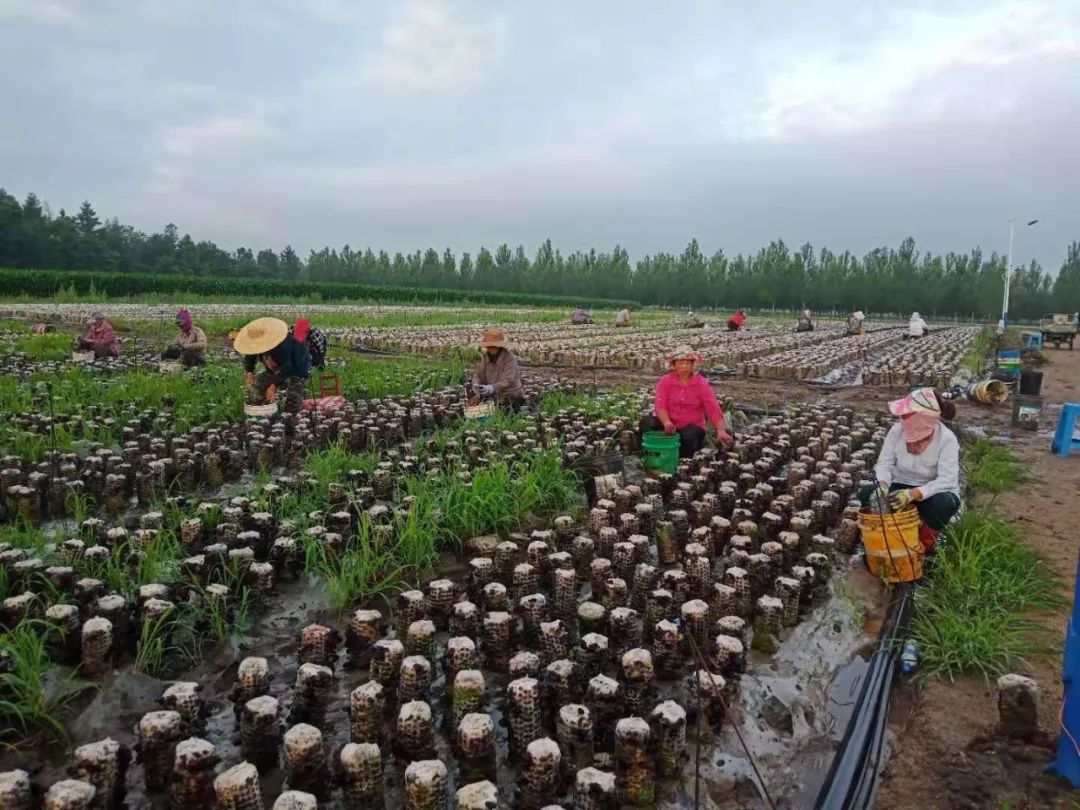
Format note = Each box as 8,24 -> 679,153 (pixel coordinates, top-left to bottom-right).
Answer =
876,346 -> 1080,809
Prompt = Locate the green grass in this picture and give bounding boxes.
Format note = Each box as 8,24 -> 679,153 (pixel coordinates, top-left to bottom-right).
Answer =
0,621 -> 91,748
911,511 -> 1059,680
964,437 -> 1030,494
9,333 -> 72,362
912,440 -> 1057,680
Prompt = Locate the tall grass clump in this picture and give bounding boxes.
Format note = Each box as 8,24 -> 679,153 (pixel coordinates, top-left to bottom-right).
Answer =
912,440 -> 1055,680
0,621 -> 90,747
911,511 -> 1058,680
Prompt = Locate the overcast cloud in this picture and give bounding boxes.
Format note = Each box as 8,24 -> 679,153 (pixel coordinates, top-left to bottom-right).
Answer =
1,0 -> 1078,270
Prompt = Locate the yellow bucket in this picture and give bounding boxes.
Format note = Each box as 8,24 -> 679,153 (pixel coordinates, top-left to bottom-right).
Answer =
858,506 -> 923,583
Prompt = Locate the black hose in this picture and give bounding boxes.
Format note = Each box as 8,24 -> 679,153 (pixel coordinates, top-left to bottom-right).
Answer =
813,584 -> 913,809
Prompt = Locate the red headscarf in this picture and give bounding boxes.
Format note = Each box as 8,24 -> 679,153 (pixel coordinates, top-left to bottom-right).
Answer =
293,318 -> 310,342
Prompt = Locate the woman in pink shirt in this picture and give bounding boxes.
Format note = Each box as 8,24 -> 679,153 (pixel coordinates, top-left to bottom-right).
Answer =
642,345 -> 733,458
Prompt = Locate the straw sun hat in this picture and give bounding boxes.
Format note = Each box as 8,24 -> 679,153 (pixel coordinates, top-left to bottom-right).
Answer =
667,344 -> 702,364
233,317 -> 289,355
478,328 -> 509,349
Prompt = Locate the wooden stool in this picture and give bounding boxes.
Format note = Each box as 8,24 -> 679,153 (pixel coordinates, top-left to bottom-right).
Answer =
319,374 -> 342,398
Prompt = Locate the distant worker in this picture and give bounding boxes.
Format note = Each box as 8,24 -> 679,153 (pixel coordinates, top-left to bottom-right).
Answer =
797,309 -> 814,332
846,310 -> 866,336
571,307 -> 593,325
470,328 -> 525,412
684,311 -> 705,329
906,311 -> 928,340
859,388 -> 959,552
641,345 -> 733,458
234,317 -> 311,414
726,309 -> 746,332
615,306 -> 633,327
162,308 -> 207,367
77,312 -> 120,359
293,318 -> 327,370
996,317 -> 1006,335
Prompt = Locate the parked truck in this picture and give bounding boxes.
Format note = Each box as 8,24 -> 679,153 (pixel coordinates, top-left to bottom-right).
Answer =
1040,312 -> 1078,350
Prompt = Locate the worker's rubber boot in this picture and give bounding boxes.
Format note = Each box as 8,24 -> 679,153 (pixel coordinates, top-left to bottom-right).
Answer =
918,524 -> 940,554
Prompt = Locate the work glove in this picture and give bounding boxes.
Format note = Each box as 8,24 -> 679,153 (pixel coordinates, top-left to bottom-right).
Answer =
479,384 -> 495,397
875,481 -> 891,500
887,488 -> 918,510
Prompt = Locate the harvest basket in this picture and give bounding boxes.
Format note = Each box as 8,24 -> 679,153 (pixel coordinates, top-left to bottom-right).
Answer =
71,351 -> 95,363
464,402 -> 495,421
243,403 -> 278,418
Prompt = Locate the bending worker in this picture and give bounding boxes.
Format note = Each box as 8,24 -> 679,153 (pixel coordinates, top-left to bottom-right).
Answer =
684,311 -> 705,329
163,308 -> 207,367
471,328 -> 525,411
293,318 -> 327,370
726,309 -> 746,331
641,345 -> 733,458
846,310 -> 866,336
906,311 -> 928,339
859,388 -> 960,552
797,309 -> 814,332
77,312 -> 120,359
234,317 -> 311,414
571,307 -> 592,325
615,306 -> 632,327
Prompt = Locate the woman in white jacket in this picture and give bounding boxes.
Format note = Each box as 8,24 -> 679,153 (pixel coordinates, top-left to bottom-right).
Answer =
859,388 -> 961,551
907,312 -> 928,339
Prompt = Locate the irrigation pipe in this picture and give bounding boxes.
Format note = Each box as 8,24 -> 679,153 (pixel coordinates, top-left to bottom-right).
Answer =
813,582 -> 914,809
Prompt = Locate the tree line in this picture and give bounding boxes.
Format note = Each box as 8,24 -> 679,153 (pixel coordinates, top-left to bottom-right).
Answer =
2,188 -> 1077,318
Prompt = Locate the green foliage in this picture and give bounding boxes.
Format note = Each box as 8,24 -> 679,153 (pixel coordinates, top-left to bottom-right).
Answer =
9,333 -> 71,361
0,621 -> 91,747
0,268 -> 633,309
911,511 -> 1059,681
304,523 -> 410,613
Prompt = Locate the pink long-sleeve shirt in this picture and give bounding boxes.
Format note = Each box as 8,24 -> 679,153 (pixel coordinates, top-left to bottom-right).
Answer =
654,372 -> 724,430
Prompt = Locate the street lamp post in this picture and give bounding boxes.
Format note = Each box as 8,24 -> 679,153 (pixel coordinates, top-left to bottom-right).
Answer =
1002,218 -> 1039,328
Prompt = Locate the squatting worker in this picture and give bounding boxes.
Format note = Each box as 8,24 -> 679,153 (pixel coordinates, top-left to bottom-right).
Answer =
859,387 -> 960,552
293,318 -> 328,370
642,344 -> 733,458
797,309 -> 814,332
470,328 -> 525,412
163,308 -> 207,367
615,306 -> 632,327
78,312 -> 119,359
726,309 -> 746,331
234,317 -> 311,414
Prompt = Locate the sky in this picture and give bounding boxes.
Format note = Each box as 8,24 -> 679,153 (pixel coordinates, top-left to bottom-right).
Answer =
1,0 -> 1078,272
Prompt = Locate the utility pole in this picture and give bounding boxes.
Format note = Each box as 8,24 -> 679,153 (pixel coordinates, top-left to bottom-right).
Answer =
1001,218 -> 1038,328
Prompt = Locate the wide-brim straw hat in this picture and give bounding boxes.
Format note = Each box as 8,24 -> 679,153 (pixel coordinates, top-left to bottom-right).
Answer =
233,317 -> 289,355
479,328 -> 509,349
667,344 -> 702,364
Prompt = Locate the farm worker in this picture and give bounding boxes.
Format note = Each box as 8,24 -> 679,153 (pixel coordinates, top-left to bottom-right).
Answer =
846,310 -> 866,335
996,317 -> 1006,334
615,306 -> 632,327
292,318 -> 327,370
571,307 -> 592,325
641,345 -> 733,459
858,388 -> 960,552
684,311 -> 705,329
163,308 -> 207,367
77,312 -> 119,359
234,317 -> 311,414
797,310 -> 814,332
907,312 -> 928,339
726,309 -> 746,332
470,328 -> 525,412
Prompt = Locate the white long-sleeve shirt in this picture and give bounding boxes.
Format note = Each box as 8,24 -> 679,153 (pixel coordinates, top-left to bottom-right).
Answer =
908,317 -> 927,337
874,422 -> 960,499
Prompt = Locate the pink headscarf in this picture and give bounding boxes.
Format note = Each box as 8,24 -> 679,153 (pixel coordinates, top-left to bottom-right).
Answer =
176,309 -> 193,333
888,388 -> 941,444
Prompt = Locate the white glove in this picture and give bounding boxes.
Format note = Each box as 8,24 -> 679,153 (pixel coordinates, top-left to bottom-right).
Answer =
479,384 -> 495,397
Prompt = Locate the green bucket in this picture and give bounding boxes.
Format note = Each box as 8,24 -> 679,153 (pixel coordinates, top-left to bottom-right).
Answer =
642,431 -> 680,474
